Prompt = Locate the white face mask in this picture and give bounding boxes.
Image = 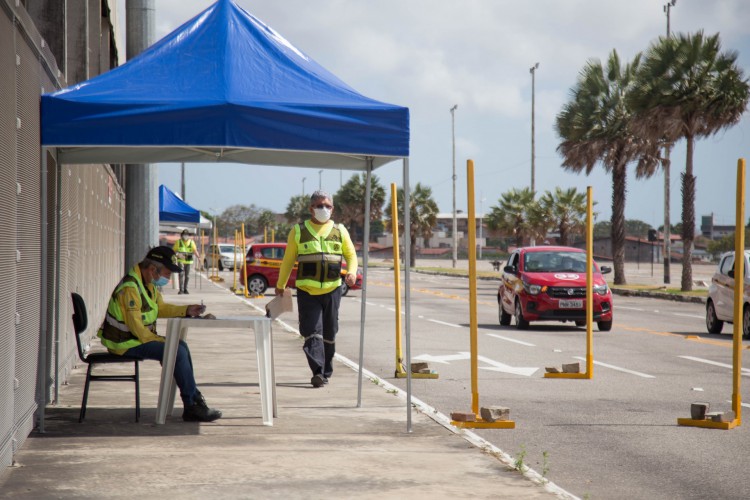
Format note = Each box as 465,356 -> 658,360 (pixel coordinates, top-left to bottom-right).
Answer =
313,206 -> 332,223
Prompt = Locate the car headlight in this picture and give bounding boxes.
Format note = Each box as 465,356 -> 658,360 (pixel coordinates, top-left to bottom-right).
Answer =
522,280 -> 542,295
593,283 -> 608,295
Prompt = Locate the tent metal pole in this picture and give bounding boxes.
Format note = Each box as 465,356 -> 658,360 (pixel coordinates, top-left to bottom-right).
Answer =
357,159 -> 373,407
38,148 -> 49,433
403,158 -> 412,432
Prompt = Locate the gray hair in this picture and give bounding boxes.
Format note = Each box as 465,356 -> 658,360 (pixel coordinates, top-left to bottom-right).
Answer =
310,190 -> 332,205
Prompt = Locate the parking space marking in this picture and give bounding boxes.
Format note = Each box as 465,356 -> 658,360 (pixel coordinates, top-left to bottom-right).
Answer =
486,333 -> 536,347
678,355 -> 750,376
673,313 -> 704,319
572,357 -> 655,378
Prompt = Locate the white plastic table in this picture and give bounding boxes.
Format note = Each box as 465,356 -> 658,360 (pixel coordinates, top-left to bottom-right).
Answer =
155,316 -> 276,425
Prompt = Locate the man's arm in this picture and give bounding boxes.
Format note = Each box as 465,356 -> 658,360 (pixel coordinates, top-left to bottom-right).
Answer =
340,225 -> 358,286
154,288 -> 190,318
275,229 -> 298,295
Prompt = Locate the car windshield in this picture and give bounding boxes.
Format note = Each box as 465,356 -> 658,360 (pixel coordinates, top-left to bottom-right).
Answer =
523,251 -> 588,273
219,245 -> 241,253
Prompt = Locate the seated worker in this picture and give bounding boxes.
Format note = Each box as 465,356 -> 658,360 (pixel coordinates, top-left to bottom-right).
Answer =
97,246 -> 222,422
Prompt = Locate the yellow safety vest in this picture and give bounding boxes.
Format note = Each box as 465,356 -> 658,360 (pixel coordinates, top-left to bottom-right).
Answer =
294,220 -> 343,291
98,268 -> 159,351
174,238 -> 196,264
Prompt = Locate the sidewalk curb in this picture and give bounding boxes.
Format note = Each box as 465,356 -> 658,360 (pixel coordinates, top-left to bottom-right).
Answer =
230,282 -> 580,500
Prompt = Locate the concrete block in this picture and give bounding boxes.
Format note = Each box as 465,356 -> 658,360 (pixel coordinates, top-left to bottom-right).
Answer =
480,406 -> 510,422
411,362 -> 429,373
710,410 -> 735,423
690,402 -> 709,420
450,412 -> 476,422
545,367 -> 560,373
562,362 -> 580,373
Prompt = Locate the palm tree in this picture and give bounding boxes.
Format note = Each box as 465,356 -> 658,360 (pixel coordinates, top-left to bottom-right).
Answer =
284,195 -> 310,225
628,31 -> 749,290
385,183 -> 439,266
538,187 -> 588,246
486,187 -> 542,248
333,173 -> 386,244
555,50 -> 660,285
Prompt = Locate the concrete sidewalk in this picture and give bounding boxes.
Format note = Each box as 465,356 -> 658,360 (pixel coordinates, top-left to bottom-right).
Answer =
0,278 -> 569,499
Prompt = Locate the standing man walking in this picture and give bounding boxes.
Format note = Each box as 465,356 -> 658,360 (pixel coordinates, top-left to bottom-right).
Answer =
173,229 -> 199,294
275,191 -> 358,388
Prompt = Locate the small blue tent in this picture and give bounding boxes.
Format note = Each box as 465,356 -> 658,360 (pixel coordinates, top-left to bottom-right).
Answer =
40,0 -> 409,169
158,185 -> 200,224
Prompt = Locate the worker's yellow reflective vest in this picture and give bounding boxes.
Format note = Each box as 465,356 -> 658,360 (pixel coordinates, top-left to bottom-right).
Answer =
294,220 -> 343,291
98,269 -> 159,351
174,238 -> 196,264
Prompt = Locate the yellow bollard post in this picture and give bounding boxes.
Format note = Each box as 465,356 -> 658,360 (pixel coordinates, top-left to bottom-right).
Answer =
544,186 -> 594,379
242,222 -> 252,298
271,229 -> 275,243
451,159 -> 512,429
264,226 -> 267,243
391,183 -> 406,378
678,158 -> 743,430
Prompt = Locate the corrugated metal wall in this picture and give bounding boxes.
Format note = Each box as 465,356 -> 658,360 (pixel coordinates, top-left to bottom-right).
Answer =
0,0 -> 126,469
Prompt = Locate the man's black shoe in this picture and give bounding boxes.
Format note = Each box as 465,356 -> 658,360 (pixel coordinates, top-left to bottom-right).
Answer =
183,289 -> 189,294
178,290 -> 184,295
323,377 -> 329,385
311,374 -> 326,388
182,393 -> 222,422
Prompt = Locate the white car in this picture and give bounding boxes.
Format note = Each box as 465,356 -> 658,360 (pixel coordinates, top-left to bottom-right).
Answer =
204,243 -> 245,271
706,250 -> 750,338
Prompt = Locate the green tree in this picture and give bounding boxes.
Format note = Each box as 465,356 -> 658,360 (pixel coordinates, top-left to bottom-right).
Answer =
538,187 -> 588,246
555,50 -> 660,285
220,204 -> 262,239
594,221 -> 611,239
487,187 -> 543,247
385,183 -> 439,266
625,219 -> 653,238
284,195 -> 310,225
629,31 -> 750,290
333,173 -> 386,244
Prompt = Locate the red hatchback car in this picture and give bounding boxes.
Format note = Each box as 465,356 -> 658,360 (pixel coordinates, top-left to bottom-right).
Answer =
240,242 -> 362,296
498,246 -> 613,331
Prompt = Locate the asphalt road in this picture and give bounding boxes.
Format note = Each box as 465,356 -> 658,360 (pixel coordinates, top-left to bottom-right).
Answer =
330,268 -> 750,500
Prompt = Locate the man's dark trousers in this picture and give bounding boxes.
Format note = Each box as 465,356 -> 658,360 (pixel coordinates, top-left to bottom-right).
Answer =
297,287 -> 341,379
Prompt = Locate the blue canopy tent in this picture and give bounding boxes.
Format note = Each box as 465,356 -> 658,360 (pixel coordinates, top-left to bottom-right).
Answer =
159,185 -> 200,224
39,0 -> 416,430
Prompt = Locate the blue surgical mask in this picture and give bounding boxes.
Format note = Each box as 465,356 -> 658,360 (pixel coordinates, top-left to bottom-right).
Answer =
153,276 -> 169,287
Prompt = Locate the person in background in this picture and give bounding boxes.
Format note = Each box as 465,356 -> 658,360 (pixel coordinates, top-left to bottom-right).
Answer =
173,229 -> 199,294
98,246 -> 222,422
275,191 -> 357,388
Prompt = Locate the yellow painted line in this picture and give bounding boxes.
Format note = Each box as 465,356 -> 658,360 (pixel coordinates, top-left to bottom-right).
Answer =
619,325 -> 750,349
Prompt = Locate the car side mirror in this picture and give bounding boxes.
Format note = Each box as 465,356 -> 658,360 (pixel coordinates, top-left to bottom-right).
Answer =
600,266 -> 612,275
503,265 -> 516,274
729,269 -> 735,278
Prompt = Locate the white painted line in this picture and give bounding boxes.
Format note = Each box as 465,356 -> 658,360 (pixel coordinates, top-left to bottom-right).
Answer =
427,318 -> 463,328
486,333 -> 536,347
679,355 -> 750,376
478,354 -> 538,377
618,306 -> 645,311
572,357 -> 655,378
725,400 -> 750,409
672,313 -> 704,319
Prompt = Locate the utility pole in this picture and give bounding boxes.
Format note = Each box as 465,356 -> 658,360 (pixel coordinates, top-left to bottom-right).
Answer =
662,0 -> 676,284
180,162 -> 185,200
302,177 -> 306,196
450,104 -> 458,268
530,62 -> 539,247
124,0 -> 157,272
318,169 -> 323,190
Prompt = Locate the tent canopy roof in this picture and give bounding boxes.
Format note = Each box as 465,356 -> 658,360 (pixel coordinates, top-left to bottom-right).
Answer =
159,184 -> 200,224
41,0 -> 409,170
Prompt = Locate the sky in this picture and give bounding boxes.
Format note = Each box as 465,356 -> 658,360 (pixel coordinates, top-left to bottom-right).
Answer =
117,0 -> 750,229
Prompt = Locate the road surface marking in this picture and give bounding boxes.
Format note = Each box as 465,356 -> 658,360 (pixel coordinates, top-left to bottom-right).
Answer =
414,352 -> 538,376
673,313 -> 704,319
427,318 -> 463,328
477,355 -> 538,377
725,400 -> 750,408
618,306 -> 645,311
572,357 -> 655,378
486,333 -> 536,347
678,355 -> 750,376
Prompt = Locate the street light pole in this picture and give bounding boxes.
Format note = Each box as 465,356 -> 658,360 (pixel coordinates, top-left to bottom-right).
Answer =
318,169 -> 323,190
530,62 -> 539,247
450,104 -> 458,268
302,177 -> 306,196
662,0 -> 676,284
479,194 -> 485,259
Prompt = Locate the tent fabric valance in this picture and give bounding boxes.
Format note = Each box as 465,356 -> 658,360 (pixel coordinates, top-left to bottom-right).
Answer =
40,0 -> 409,169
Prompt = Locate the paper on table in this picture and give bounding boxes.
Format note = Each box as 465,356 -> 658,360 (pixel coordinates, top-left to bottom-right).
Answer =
265,290 -> 293,319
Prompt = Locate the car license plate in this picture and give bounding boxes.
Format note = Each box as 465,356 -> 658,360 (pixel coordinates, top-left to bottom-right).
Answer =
559,299 -> 583,309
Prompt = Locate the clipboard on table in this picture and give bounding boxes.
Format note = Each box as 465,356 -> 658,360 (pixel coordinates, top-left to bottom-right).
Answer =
265,290 -> 293,319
